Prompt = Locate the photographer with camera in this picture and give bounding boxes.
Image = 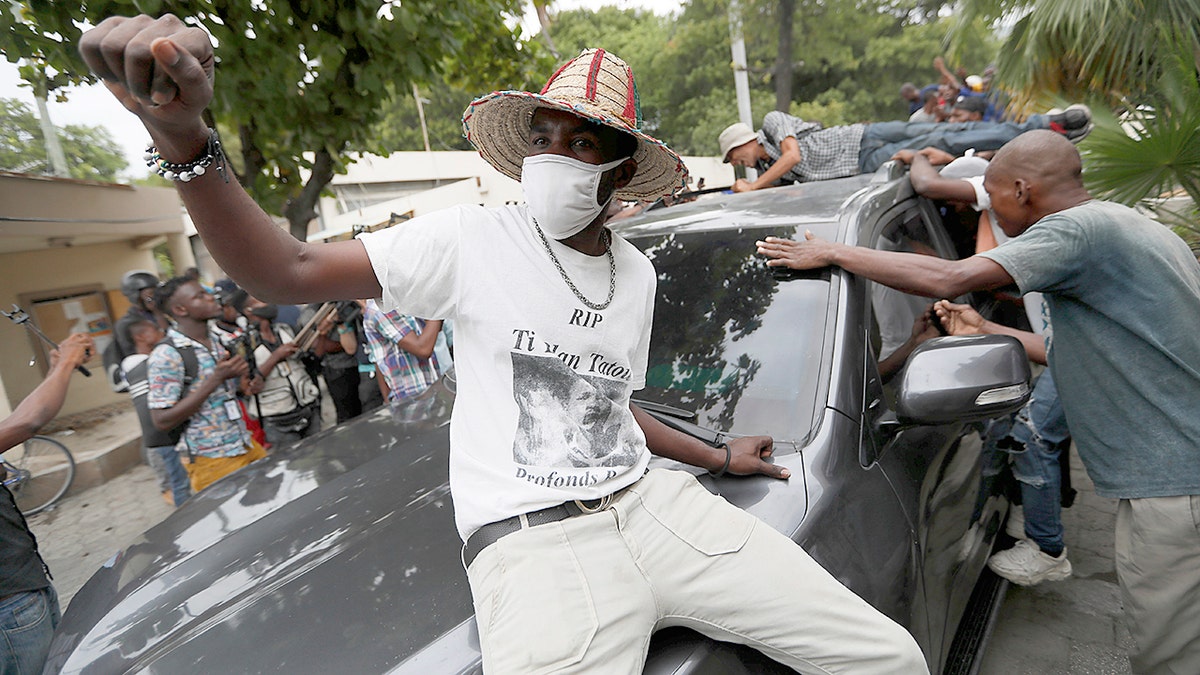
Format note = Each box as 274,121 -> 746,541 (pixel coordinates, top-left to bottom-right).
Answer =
301,300 -> 382,423
244,298 -> 322,446
148,277 -> 266,494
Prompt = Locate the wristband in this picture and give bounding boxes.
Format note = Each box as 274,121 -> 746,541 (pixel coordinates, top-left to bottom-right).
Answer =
709,442 -> 732,477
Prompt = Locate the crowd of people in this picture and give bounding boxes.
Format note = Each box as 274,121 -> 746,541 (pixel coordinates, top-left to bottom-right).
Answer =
2,20 -> 1194,673
102,270 -> 452,508
716,59 -> 1199,674
901,57 -> 1006,124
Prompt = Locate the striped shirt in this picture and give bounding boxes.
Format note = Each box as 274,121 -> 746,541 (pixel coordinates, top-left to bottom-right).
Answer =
757,111 -> 866,183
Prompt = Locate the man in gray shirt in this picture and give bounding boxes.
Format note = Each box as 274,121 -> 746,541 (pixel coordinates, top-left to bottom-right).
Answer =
756,129 -> 1200,674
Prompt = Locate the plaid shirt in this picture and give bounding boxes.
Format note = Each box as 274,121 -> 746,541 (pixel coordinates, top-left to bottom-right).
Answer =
757,111 -> 866,183
363,300 -> 442,403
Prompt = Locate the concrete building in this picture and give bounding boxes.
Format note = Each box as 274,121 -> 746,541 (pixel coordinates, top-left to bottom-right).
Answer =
0,171 -> 194,418
309,151 -> 734,242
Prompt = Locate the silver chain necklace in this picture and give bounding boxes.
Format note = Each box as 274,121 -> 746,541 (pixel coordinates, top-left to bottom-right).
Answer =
531,217 -> 616,311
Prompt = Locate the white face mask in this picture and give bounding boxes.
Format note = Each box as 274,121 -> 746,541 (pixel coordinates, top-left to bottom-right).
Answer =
522,154 -> 629,239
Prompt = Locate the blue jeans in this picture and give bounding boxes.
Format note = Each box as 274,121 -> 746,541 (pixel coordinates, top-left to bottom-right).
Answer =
0,586 -> 59,675
150,445 -> 192,507
985,369 -> 1071,553
858,115 -> 1051,174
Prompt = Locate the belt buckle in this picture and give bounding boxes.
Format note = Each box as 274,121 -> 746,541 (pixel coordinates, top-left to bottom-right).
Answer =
574,493 -> 613,514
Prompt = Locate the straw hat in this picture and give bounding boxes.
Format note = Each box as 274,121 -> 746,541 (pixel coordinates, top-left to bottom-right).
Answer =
462,48 -> 688,201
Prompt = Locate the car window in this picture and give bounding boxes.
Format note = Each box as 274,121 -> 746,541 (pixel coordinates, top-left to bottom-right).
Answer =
867,203 -> 956,400
631,224 -> 836,444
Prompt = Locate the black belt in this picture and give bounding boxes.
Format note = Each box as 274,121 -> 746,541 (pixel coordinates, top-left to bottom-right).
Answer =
463,493 -> 621,568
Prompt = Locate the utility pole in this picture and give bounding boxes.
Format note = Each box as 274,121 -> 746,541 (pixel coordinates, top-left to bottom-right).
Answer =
412,83 -> 432,153
727,0 -> 756,180
34,88 -> 69,177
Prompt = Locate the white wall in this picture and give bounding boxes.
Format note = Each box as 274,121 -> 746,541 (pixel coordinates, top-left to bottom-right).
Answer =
0,242 -> 160,416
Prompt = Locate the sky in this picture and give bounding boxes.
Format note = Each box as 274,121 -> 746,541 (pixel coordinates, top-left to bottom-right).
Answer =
0,0 -> 683,180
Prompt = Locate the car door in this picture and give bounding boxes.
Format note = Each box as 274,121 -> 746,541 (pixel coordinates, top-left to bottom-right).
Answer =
858,198 -> 1002,672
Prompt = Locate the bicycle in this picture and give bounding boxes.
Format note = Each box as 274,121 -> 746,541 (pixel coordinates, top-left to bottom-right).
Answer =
1,435 -> 76,515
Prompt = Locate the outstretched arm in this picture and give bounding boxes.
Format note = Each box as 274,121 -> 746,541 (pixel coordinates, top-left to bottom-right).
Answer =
891,151 -> 978,202
756,231 -> 1014,299
631,404 -> 789,479
934,300 -> 1047,364
735,136 -> 802,192
78,15 -> 380,304
0,334 -> 93,452
933,56 -> 962,90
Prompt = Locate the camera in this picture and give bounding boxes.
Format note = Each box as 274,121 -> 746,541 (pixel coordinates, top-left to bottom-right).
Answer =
335,300 -> 362,325
223,329 -> 263,378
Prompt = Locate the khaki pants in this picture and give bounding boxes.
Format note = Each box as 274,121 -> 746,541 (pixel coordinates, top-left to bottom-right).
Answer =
466,468 -> 928,674
183,439 -> 267,494
1115,495 -> 1200,674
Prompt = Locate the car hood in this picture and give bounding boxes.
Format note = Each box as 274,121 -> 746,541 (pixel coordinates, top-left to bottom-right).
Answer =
49,369 -> 813,674
48,381 -> 474,674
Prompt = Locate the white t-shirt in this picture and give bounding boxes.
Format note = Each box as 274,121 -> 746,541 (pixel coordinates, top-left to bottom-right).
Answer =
359,204 -> 655,541
966,175 -> 1046,335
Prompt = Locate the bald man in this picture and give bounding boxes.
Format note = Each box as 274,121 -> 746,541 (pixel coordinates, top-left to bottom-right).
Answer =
756,129 -> 1200,674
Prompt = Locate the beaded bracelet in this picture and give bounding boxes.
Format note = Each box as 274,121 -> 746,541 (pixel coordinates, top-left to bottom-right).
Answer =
144,128 -> 229,183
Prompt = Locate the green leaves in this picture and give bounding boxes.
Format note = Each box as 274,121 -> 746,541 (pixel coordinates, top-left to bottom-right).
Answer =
0,97 -> 128,181
952,0 -> 1200,109
2,0 -> 540,238
1080,45 -> 1200,242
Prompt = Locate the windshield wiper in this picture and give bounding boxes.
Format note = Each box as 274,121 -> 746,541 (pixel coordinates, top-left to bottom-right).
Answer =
631,398 -> 697,420
633,402 -> 723,447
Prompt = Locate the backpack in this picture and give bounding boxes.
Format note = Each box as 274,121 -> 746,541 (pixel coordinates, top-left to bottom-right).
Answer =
147,339 -> 201,448
103,338 -> 130,393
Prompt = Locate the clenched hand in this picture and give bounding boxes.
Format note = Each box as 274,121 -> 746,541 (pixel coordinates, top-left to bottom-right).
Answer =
78,14 -> 215,156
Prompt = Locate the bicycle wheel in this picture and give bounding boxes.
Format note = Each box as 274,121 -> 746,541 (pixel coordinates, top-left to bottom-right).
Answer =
8,435 -> 75,515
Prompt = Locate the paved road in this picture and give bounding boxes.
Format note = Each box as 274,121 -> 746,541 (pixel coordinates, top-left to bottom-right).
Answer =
28,443 -> 1131,672
27,463 -> 173,609
978,450 -> 1131,674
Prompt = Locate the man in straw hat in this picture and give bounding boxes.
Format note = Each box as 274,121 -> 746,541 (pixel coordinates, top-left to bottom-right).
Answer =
718,105 -> 1091,192
80,16 -> 927,673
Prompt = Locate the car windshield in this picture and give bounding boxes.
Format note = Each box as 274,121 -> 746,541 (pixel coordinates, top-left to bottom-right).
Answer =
630,222 -> 838,445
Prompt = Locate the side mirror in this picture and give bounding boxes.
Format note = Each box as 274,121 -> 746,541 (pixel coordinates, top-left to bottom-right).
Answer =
895,335 -> 1031,425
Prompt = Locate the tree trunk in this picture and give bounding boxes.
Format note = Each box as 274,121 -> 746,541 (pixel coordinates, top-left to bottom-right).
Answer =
282,147 -> 337,242
238,122 -> 265,185
535,1 -> 560,58
774,0 -> 796,112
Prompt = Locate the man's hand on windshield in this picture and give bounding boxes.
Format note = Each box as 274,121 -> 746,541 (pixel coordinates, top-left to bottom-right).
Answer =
756,231 -> 838,270
733,178 -> 756,193
726,436 -> 789,479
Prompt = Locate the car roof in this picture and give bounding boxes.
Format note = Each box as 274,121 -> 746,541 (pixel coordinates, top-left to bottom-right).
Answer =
610,174 -> 878,242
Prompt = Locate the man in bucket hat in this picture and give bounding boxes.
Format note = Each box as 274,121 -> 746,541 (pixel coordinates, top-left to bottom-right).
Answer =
80,16 -> 927,673
719,106 -> 1091,192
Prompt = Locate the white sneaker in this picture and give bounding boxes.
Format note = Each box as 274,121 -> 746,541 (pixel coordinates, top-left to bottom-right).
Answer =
1005,504 -> 1026,540
987,539 -> 1072,586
